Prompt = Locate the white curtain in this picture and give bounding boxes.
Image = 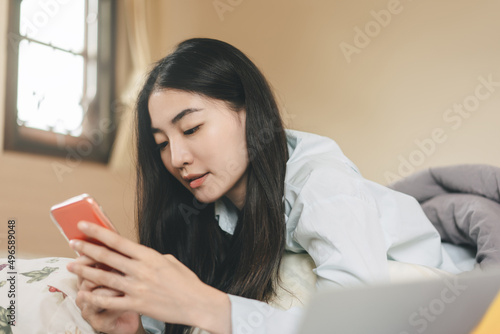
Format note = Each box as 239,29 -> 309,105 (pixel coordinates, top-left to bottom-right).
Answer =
109,0 -> 156,173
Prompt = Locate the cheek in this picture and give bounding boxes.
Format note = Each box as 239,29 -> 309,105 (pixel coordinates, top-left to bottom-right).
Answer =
224,157 -> 248,180
200,129 -> 230,163
219,134 -> 248,176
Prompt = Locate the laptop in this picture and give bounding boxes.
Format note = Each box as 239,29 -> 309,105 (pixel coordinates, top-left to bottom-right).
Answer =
296,269 -> 500,334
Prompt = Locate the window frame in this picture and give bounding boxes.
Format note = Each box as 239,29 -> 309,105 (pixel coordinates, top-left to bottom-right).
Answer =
4,0 -> 116,163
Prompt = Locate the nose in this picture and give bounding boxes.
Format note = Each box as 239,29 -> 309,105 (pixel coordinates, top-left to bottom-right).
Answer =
169,139 -> 193,168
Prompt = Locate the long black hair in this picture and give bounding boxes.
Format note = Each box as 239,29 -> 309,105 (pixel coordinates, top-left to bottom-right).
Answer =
135,38 -> 288,333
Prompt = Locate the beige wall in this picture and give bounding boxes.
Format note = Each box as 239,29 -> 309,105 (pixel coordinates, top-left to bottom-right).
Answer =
157,0 -> 500,184
2,0 -> 500,257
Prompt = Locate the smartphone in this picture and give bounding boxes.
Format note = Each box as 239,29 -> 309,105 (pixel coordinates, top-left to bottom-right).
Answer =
50,194 -> 118,254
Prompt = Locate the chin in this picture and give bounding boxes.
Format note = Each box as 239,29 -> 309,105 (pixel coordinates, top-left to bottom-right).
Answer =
192,191 -> 221,205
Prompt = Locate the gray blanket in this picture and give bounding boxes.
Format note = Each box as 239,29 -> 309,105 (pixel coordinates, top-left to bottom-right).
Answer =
388,164 -> 500,270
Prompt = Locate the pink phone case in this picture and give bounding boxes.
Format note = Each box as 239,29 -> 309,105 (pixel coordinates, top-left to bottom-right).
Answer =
50,194 -> 117,254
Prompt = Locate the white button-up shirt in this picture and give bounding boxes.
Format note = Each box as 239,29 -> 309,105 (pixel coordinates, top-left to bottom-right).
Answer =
142,129 -> 461,333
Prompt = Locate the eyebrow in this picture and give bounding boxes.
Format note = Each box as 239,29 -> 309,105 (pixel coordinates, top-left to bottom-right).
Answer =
151,108 -> 202,134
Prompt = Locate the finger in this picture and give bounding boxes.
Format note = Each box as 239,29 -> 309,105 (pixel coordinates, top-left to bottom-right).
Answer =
75,255 -> 101,270
77,291 -> 106,322
80,279 -> 95,292
80,303 -> 139,334
74,255 -> 97,265
80,278 -> 104,292
83,310 -> 116,333
92,286 -> 124,297
69,240 -> 134,276
67,262 -> 85,289
76,287 -> 123,317
71,256 -> 99,289
77,256 -> 117,272
78,290 -> 137,312
79,270 -> 129,292
69,262 -> 129,294
81,280 -> 124,297
76,221 -> 149,260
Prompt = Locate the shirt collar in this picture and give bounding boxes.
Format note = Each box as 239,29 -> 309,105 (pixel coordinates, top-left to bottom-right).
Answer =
214,196 -> 239,235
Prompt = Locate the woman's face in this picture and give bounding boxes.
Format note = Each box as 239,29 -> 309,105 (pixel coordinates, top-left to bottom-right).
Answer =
148,89 -> 249,209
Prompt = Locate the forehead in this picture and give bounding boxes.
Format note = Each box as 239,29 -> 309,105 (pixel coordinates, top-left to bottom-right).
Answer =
148,89 -> 238,127
149,90 -> 204,116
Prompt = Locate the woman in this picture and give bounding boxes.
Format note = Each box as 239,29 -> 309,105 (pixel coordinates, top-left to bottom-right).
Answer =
67,38 -> 461,334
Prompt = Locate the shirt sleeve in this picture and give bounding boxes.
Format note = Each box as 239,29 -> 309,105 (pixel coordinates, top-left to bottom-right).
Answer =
228,294 -> 304,334
289,166 -> 461,290
141,315 -> 165,334
292,192 -> 391,290
141,296 -> 305,334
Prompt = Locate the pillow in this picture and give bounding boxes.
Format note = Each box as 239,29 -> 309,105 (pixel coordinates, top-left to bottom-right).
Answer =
270,253 -> 454,310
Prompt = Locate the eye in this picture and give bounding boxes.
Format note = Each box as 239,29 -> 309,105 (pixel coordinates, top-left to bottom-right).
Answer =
184,125 -> 200,135
156,141 -> 169,151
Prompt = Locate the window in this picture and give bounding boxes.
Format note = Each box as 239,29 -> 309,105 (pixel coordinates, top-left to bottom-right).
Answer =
4,0 -> 116,163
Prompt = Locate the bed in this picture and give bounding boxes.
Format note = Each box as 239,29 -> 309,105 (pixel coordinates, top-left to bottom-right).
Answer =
2,164 -> 499,333
0,253 -> 463,334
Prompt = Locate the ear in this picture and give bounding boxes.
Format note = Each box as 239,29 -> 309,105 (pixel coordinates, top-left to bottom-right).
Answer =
237,108 -> 247,126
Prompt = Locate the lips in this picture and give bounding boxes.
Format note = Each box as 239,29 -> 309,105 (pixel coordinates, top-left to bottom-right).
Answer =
183,173 -> 209,189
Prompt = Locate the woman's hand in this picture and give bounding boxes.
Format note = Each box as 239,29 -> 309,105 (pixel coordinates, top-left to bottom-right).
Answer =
78,284 -> 143,334
66,221 -> 231,334
71,254 -> 145,334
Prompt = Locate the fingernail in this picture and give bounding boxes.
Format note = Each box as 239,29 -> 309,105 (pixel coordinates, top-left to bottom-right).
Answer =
69,239 -> 81,248
78,221 -> 89,230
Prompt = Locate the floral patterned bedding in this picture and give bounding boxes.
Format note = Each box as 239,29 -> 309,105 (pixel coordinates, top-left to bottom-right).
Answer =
0,257 -> 97,334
